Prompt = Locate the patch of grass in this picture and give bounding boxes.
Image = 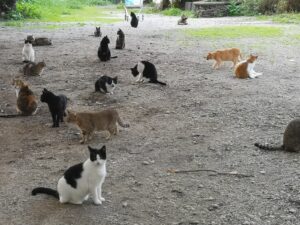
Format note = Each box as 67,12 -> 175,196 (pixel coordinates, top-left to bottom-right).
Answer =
144,7 -> 194,17
257,13 -> 300,24
185,26 -> 284,39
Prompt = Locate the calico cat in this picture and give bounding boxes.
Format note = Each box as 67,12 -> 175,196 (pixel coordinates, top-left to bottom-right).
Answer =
26,35 -> 52,46
115,29 -> 125,50
94,27 -> 102,37
131,61 -> 166,86
235,54 -> 262,79
206,48 -> 241,69
178,14 -> 188,25
32,145 -> 107,205
255,119 -> 300,152
97,36 -> 117,62
40,88 -> 67,127
22,40 -> 35,63
66,108 -> 129,143
95,75 -> 118,94
130,12 -> 138,28
23,61 -> 46,76
12,79 -> 37,116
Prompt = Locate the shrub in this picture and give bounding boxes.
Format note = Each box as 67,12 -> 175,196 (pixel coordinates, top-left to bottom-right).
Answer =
228,0 -> 241,16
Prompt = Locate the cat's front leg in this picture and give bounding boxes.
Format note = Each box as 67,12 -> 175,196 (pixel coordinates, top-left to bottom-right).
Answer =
97,185 -> 105,202
136,73 -> 144,83
91,187 -> 102,205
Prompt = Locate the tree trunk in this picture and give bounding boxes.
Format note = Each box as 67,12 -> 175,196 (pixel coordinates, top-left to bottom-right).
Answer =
0,0 -> 17,14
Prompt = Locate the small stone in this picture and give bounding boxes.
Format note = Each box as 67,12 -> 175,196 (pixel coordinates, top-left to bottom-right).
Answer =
289,208 -> 296,213
260,170 -> 266,174
142,161 -> 150,165
208,204 -> 219,211
122,201 -> 128,207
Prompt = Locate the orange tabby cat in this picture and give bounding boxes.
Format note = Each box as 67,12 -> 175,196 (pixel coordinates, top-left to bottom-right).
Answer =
206,48 -> 242,69
12,79 -> 38,115
235,54 -> 262,79
66,108 -> 129,143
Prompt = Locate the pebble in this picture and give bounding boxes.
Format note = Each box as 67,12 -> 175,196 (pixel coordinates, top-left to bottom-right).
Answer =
289,208 -> 296,214
208,204 -> 219,211
122,201 -> 128,207
260,170 -> 266,174
142,161 -> 150,165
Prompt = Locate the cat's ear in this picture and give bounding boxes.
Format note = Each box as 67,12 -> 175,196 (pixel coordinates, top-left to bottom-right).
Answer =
113,76 -> 118,81
100,145 -> 106,151
88,146 -> 94,152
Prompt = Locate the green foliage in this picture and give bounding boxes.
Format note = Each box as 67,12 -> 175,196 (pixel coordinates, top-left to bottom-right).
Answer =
185,26 -> 283,39
227,0 -> 241,16
258,13 -> 300,24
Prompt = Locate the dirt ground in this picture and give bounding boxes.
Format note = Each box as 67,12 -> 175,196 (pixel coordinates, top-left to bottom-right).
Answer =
1,13 -> 300,225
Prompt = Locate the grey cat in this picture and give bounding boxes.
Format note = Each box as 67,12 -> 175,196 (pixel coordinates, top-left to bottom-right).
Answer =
115,29 -> 125,49
255,118 -> 300,152
26,35 -> 52,46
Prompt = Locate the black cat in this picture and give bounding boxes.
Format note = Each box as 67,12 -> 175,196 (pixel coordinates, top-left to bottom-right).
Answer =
130,61 -> 166,86
40,88 -> 67,127
115,29 -> 125,49
95,75 -> 118,94
130,12 -> 138,28
97,36 -> 117,62
94,27 -> 102,37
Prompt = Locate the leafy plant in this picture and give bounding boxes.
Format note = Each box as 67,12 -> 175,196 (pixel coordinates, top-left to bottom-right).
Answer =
228,0 -> 241,16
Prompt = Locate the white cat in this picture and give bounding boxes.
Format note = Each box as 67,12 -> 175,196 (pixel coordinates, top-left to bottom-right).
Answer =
32,145 -> 107,205
22,40 -> 35,62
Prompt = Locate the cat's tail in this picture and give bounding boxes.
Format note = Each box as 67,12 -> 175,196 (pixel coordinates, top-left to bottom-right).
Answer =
254,143 -> 284,151
149,80 -> 167,86
111,56 -> 118,59
32,187 -> 59,199
117,115 -> 130,128
0,114 -> 21,118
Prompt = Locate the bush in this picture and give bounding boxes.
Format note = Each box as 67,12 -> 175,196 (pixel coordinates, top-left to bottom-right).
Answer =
228,0 -> 241,16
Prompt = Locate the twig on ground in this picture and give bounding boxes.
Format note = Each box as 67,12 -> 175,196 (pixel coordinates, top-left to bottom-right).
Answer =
167,169 -> 254,178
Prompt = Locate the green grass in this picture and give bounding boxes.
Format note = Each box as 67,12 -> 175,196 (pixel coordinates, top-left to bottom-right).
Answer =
144,7 -> 194,17
184,26 -> 284,39
257,13 -> 300,24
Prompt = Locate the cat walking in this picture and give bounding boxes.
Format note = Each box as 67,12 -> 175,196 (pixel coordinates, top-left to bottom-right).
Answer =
66,108 -> 129,143
40,88 -> 67,127
206,48 -> 241,69
32,145 -> 107,205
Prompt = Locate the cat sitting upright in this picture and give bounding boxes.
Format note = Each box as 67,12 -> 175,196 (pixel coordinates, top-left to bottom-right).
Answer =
255,118 -> 300,152
66,108 -> 129,143
206,48 -> 241,69
115,29 -> 125,49
235,54 -> 262,79
178,14 -> 188,25
130,61 -> 166,86
95,75 -> 118,94
22,40 -> 35,63
130,12 -> 138,28
40,88 -> 67,127
97,36 -> 117,62
23,61 -> 46,76
94,27 -> 102,37
32,145 -> 107,205
12,79 -> 37,115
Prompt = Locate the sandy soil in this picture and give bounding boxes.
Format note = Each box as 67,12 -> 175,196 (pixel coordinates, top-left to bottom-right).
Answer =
1,13 -> 300,225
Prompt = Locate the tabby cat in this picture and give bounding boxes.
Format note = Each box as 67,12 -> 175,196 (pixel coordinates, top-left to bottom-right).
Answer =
178,14 -> 188,25
23,61 -> 46,76
26,35 -> 52,46
115,29 -> 125,49
255,119 -> 300,152
66,108 -> 129,143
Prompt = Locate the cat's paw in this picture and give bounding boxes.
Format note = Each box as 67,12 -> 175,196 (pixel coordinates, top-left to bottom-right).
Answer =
93,199 -> 102,205
99,197 -> 105,202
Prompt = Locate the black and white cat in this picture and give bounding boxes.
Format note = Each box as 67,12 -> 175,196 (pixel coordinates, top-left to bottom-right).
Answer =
130,12 -> 138,28
115,29 -> 125,49
131,61 -> 166,85
22,40 -> 35,63
97,36 -> 117,62
32,145 -> 107,205
40,88 -> 67,127
95,75 -> 118,94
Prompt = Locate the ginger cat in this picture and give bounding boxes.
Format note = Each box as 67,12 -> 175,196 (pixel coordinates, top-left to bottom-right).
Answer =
12,79 -> 38,115
66,109 -> 129,143
23,61 -> 46,76
206,48 -> 241,69
234,54 -> 262,79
